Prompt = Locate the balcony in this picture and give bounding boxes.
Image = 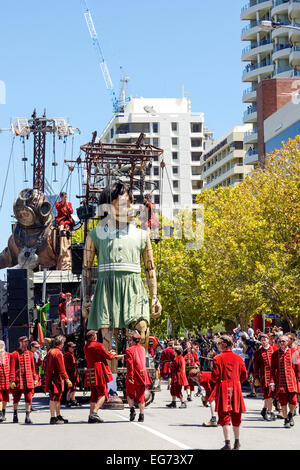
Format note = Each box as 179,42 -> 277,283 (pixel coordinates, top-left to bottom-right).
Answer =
242,60 -> 274,81
272,42 -> 291,60
241,19 -> 272,40
242,39 -> 273,61
202,150 -> 245,179
244,148 -> 259,165
244,129 -> 258,144
243,106 -> 258,123
289,0 -> 300,20
272,20 -> 293,38
241,0 -> 272,21
290,45 -> 300,64
272,0 -> 289,16
289,21 -> 300,41
204,165 -> 248,190
273,64 -> 294,76
243,85 -> 257,102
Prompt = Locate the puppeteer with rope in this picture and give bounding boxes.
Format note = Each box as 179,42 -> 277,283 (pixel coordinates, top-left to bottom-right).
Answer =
81,182 -> 162,363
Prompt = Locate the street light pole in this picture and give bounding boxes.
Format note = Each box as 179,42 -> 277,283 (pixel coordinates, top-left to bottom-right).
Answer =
261,20 -> 300,32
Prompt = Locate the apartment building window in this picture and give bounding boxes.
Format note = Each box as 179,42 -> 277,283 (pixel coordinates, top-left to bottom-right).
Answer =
146,167 -> 151,176
110,128 -> 114,138
172,137 -> 178,146
152,122 -> 158,133
152,138 -> 159,147
191,166 -> 201,176
153,167 -> 159,176
145,182 -> 152,190
154,195 -> 160,204
172,152 -> 178,161
192,180 -> 202,190
190,123 -> 202,133
172,166 -> 179,175
173,195 -> 179,204
171,122 -> 178,132
191,152 -> 202,161
192,195 -> 197,204
191,138 -> 202,147
173,180 -> 179,189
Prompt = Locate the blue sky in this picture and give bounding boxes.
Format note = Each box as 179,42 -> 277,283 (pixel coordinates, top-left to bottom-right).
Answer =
0,0 -> 245,275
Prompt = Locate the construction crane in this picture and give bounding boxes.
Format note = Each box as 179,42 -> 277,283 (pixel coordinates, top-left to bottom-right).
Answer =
81,0 -> 130,113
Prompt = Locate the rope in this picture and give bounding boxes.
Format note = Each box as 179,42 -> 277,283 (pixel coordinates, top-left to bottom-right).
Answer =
0,135 -> 16,211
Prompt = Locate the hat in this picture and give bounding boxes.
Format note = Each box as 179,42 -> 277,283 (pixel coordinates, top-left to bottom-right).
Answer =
18,336 -> 29,343
66,341 -> 76,349
86,330 -> 97,339
30,341 -> 40,348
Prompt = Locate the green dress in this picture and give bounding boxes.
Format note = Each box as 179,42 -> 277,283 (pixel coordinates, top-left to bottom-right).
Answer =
87,222 -> 150,330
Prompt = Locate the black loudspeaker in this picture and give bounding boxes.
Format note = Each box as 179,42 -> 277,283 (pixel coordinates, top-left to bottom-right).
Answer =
7,269 -> 34,327
71,244 -> 84,275
7,326 -> 30,352
49,294 -> 60,320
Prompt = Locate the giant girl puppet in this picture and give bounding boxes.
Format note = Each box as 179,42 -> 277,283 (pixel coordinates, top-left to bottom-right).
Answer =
81,182 -> 162,356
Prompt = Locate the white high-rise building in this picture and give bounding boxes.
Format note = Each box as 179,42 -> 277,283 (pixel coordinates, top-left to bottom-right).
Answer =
99,96 -> 213,219
201,125 -> 254,191
241,0 -> 300,166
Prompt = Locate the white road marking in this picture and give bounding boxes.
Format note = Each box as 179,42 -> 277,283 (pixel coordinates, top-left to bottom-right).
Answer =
115,413 -> 192,450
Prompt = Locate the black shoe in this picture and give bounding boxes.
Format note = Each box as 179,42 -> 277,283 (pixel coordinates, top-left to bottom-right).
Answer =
288,412 -> 295,427
65,401 -> 72,408
246,392 -> 256,398
138,414 -> 144,422
220,440 -> 231,450
233,439 -> 241,450
50,417 -> 59,425
166,401 -> 176,408
284,418 -> 291,428
70,400 -> 80,407
270,412 -> 276,421
13,414 -> 18,424
187,395 -> 192,402
130,407 -> 136,421
57,415 -> 68,424
88,413 -> 103,423
25,416 -> 33,424
265,412 -> 272,421
30,406 -> 37,412
261,407 -> 267,419
179,402 -> 187,408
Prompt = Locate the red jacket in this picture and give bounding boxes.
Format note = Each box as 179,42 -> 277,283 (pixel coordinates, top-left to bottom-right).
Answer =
270,347 -> 300,394
64,351 -> 79,385
170,355 -> 189,387
211,350 -> 247,414
10,349 -> 37,390
253,345 -> 275,389
160,347 -> 175,376
184,350 -> 200,368
125,343 -> 152,386
59,302 -> 66,322
0,351 -> 12,390
44,347 -> 69,393
84,340 -> 114,387
55,201 -> 75,229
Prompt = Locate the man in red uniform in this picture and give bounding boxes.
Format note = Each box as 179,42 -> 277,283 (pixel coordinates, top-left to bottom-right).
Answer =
211,335 -> 248,450
30,340 -> 42,412
166,346 -> 189,409
10,336 -> 38,424
64,341 -> 79,407
44,335 -> 72,424
55,192 -> 75,231
58,292 -> 72,335
0,340 -> 11,422
160,341 -> 175,390
125,332 -> 152,423
253,333 -> 276,421
84,330 -> 118,423
140,194 -> 160,241
270,335 -> 300,428
183,342 -> 200,402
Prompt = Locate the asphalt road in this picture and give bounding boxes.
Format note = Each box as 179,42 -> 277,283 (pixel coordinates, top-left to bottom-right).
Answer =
0,382 -> 299,451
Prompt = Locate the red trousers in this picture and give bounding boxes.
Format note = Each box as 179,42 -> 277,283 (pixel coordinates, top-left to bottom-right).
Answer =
262,386 -> 275,400
218,411 -> 242,427
126,384 -> 145,404
90,384 -> 108,402
0,390 -> 9,402
12,389 -> 34,404
278,392 -> 297,406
